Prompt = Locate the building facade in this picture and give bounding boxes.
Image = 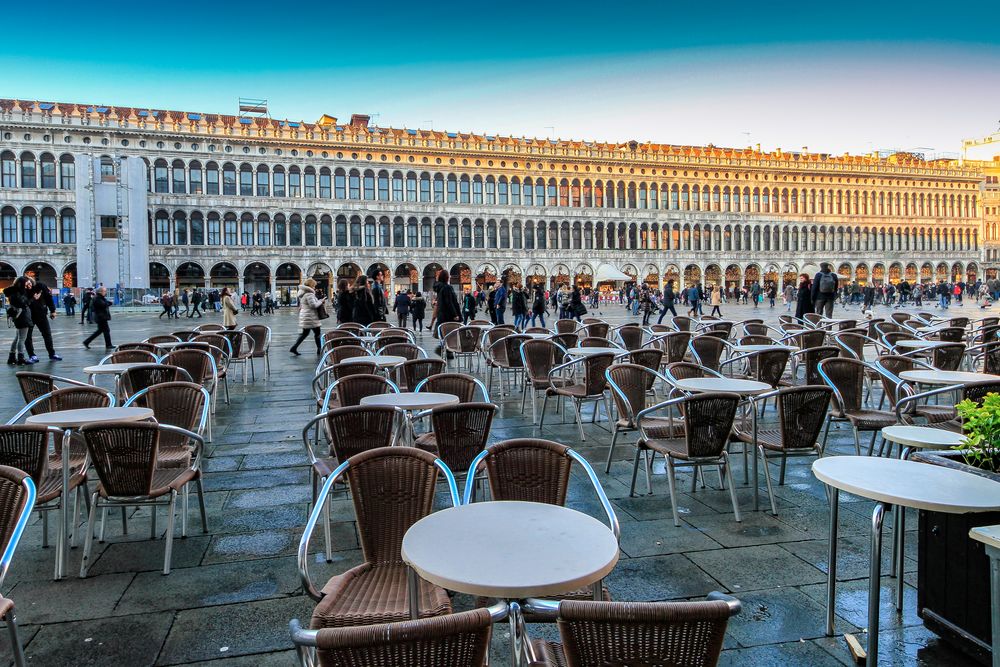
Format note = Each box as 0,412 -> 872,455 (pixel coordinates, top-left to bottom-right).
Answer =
982,157 -> 1000,268
0,98 -> 988,298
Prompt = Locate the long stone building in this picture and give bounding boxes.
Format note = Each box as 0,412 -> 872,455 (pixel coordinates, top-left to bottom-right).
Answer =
0,98 -> 989,299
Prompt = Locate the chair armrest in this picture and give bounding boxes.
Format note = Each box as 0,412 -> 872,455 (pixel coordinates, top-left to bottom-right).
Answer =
706,591 -> 742,616
298,459 -> 351,601
566,449 -> 620,540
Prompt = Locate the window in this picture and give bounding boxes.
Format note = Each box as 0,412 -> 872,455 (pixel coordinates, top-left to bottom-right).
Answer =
304,170 -> 316,198
256,169 -> 269,196
547,182 -> 557,206
447,178 -> 457,202
154,216 -> 169,244
523,181 -> 532,206
365,221 -> 376,246
420,177 -> 431,202
363,173 -> 375,200
189,163 -> 203,194
472,179 -> 483,204
206,164 -> 219,194
60,211 -> 76,243
207,215 -> 221,245
174,215 -> 187,245
448,221 -> 458,247
392,174 -> 403,201
474,223 -> 484,248
335,172 -> 346,198
239,167 -> 253,196
535,182 -> 544,205
223,164 -> 236,195
498,179 -> 507,204
320,171 -> 331,198
154,162 -> 169,193
407,174 -> 417,201
407,221 -> 418,247
320,217 -> 332,245
289,169 -> 301,197
242,218 -> 254,245
273,169 -> 285,197
61,157 -> 76,189
100,157 -> 116,183
511,180 -> 520,205
393,221 -> 404,246
224,217 -> 238,245
1,153 -> 14,187
289,217 -> 302,245
1,211 -> 15,242
274,217 -> 286,245
350,220 -> 361,245
305,216 -> 317,245
380,220 -> 391,246
190,215 -> 203,245
434,177 -> 445,202
336,219 -> 347,246
434,221 -> 445,247
41,156 -> 56,189
349,172 -> 360,199
172,162 -> 185,193
459,179 -> 470,203
378,174 -> 389,200
20,155 -> 35,188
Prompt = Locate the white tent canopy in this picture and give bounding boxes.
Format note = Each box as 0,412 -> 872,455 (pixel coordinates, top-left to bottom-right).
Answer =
595,263 -> 631,283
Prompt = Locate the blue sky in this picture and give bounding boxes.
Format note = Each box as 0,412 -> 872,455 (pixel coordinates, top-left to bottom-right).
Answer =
4,0 -> 999,156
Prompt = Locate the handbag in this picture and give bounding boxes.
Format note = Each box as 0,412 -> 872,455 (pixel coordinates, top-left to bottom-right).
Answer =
573,302 -> 588,317
316,303 -> 330,320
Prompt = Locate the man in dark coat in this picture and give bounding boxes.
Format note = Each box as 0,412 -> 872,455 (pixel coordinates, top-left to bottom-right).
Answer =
25,280 -> 60,361
83,287 -> 113,349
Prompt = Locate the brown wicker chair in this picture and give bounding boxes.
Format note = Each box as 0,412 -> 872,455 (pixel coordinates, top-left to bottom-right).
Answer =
367,321 -> 392,330
932,326 -> 966,344
688,336 -> 727,373
7,385 -> 115,424
79,421 -> 206,576
192,334 -> 232,406
242,324 -> 272,378
542,352 -> 615,441
521,339 -> 570,424
0,464 -> 34,667
311,360 -> 379,413
442,326 -> 481,371
124,382 -> 210,469
733,385 -> 832,514
894,379 -> 1000,434
302,405 -> 398,561
119,364 -> 193,400
324,345 -> 372,366
788,328 -> 827,350
194,323 -> 225,332
323,374 -> 398,411
399,358 -> 446,392
380,342 -> 425,362
671,315 -> 694,332
415,372 -> 487,403
790,345 -> 840,386
742,322 -> 771,338
699,320 -> 734,339
872,355 -> 953,427
160,348 -> 218,437
14,371 -> 92,408
649,331 -> 691,364
298,447 -> 456,630
577,322 -> 609,339
971,340 -> 1000,374
930,342 -> 966,371
527,595 -> 741,667
803,313 -> 824,326
218,329 -> 256,384
102,349 -> 159,364
414,403 -> 496,477
485,334 -> 530,396
550,332 -> 579,351
818,357 -> 896,456
115,342 -> 162,354
291,606 -> 499,667
948,316 -> 970,329
0,425 -> 88,580
144,335 -> 181,345
555,319 -> 579,334
373,335 -> 409,352
631,392 -> 741,526
605,363 -> 677,473
170,330 -> 198,341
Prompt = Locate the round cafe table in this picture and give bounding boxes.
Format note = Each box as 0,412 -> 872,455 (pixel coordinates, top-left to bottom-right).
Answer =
26,406 -> 154,579
83,362 -> 153,385
371,355 -> 406,369
813,456 -> 1000,667
730,344 -> 798,354
360,392 -> 460,446
881,424 -> 964,457
565,346 -> 620,357
892,339 -> 950,350
673,377 -> 770,395
402,500 -> 619,666
899,369 -> 1000,386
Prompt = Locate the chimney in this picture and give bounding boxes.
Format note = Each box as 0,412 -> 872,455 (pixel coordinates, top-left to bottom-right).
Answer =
350,114 -> 370,128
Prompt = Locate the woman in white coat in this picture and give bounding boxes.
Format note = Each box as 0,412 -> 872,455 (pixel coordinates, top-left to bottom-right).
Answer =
290,278 -> 327,355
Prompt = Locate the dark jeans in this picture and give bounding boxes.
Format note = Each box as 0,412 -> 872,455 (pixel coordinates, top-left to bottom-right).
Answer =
188,304 -> 202,318
657,304 -> 677,323
81,305 -> 91,324
710,305 -> 722,317
495,308 -> 506,325
412,317 -> 423,331
291,326 -> 321,353
814,297 -> 835,318
25,316 -> 55,357
84,320 -> 112,348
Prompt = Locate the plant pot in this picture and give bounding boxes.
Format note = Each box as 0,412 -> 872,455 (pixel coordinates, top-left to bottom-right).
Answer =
913,449 -> 1000,665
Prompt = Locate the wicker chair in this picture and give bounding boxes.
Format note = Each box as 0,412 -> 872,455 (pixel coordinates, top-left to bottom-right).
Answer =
443,326 -> 481,371
7,386 -> 115,425
414,403 -> 496,480
894,380 -> 1000,434
415,372 -> 488,403
803,313 -> 824,326
933,326 -> 966,343
818,357 -> 896,456
119,364 -> 193,400
733,386 -> 832,514
790,345 -> 840,385
463,439 -> 619,609
882,331 -> 918,352
79,421 -> 206,576
615,325 -> 644,351
192,334 -> 232,406
662,362 -> 723,397
0,425 -> 87,580
242,324 -> 272,378
323,345 -> 372,367
219,330 -> 256,384
194,323 -> 226,332
631,392 -> 741,526
527,594 -> 741,667
542,353 -> 615,441
649,332 -> 691,364
380,342 -> 426,361
872,355 -> 953,428
577,322 -> 609,339
322,336 -> 368,356
144,335 -> 181,345
699,320 -> 734,339
101,349 -> 159,364
323,374 -> 398,412
367,321 -> 392,330
290,605 -> 500,667
485,334 -> 530,396
874,321 -> 902,337
521,339 -> 570,424
555,319 -> 579,334
160,348 -> 218,438
551,332 -> 579,351
605,363 -> 676,473
124,382 -> 210,470
970,340 -> 1000,374
948,317 -> 971,329
115,342 -> 162,354
930,342 -> 966,371
0,464 -> 34,667
671,316 -> 694,332
399,358 -> 446,392
971,323 -> 1000,346
14,371 -> 92,407
170,330 -> 198,341
373,335 -> 410,352
302,406 -> 398,561
742,322 -> 772,338
525,326 -> 550,334
436,321 -> 461,348
297,447 -> 458,630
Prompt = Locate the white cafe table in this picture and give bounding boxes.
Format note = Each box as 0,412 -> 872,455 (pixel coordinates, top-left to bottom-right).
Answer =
892,339 -> 950,350
813,456 -> 1000,667
673,377 -> 771,395
565,347 -> 620,357
26,406 -> 154,579
371,355 -> 406,369
360,392 -> 459,446
899,369 -> 1000,386
521,332 -> 551,339
402,500 -> 619,665
730,344 -> 798,354
881,425 -> 964,457
969,525 -> 1000,667
83,362 -> 152,385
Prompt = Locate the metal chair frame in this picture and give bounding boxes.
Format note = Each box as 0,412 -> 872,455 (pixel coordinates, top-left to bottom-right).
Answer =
0,467 -> 35,667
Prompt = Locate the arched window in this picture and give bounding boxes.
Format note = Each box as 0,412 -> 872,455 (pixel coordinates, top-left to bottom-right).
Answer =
1,151 -> 15,188
40,153 -> 56,189
41,207 -> 57,243
334,168 -> 346,199
319,167 -> 332,198
364,218 -> 377,246
320,214 -> 332,246
462,219 -> 473,248
350,217 -> 362,246
242,213 -> 256,246
499,220 -> 510,248
273,213 -> 286,246
393,217 -> 405,247
447,219 -> 459,247
239,164 -> 253,196
289,166 -> 302,197
153,159 -> 169,193
173,211 -> 188,245
257,213 -> 271,246
205,162 -> 219,195
154,210 -> 169,245
60,207 -> 77,243
222,163 -> 237,195
256,165 -> 270,197
20,152 -> 36,188
336,216 -> 348,246
288,214 -> 302,245
512,221 -> 522,249
190,211 -> 203,245
379,217 -> 391,246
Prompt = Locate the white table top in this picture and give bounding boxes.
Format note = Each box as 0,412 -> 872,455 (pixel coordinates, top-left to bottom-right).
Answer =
155,341 -> 186,349
893,339 -> 949,349
881,425 -> 965,449
899,369 -> 1000,386
402,501 -> 619,598
731,344 -> 798,353
969,525 -> 1000,550
354,336 -> 380,343
372,355 -> 406,368
83,362 -> 151,374
360,391 -> 459,411
26,407 -> 155,429
674,377 -> 771,395
566,347 -> 620,356
813,456 -> 1000,513
522,332 -> 551,339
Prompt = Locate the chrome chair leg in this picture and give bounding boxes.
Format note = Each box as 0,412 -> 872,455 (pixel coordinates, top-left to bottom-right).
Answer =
666,457 -> 681,527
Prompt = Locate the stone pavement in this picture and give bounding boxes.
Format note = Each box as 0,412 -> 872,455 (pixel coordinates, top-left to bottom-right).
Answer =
0,296 -> 990,666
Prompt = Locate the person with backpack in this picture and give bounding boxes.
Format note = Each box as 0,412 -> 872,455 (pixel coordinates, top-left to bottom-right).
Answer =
511,286 -> 528,330
811,263 -> 839,318
530,285 -> 549,328
493,276 -> 509,325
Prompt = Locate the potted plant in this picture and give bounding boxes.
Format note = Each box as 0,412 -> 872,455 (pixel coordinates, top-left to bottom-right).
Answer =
914,393 -> 1000,665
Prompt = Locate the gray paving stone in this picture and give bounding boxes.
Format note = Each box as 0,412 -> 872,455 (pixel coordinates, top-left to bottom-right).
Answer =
684,510 -> 813,548
688,544 -> 827,592
617,518 -> 723,557
10,573 -> 135,624
605,554 -> 723,601
23,612 -> 172,667
724,587 -> 855,647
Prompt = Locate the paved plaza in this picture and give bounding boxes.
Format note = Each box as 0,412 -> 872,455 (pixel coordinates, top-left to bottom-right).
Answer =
0,298 -> 993,666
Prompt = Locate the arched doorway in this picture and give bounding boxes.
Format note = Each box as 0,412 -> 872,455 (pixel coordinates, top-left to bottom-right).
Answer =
855,263 -> 869,285
526,264 -> 546,290
968,262 -> 979,283
683,264 -> 701,286
23,261 -> 57,288
395,263 -> 418,293
704,264 -> 722,287
0,262 -> 17,290
62,262 -> 78,292
643,264 -> 659,289
276,263 -> 301,304
888,262 -> 902,285
838,263 -> 852,285
551,264 -> 570,291
209,262 -> 238,290
763,264 -> 779,287
724,265 -> 741,291
744,264 -> 760,287
502,264 -> 522,288
476,263 -> 498,290
664,265 -> 680,288
450,263 -> 472,292
176,262 -> 206,290
872,263 -> 886,285
243,262 -> 271,293
621,264 -> 638,286
309,263 -> 334,294
574,264 -> 593,290
150,262 -> 171,292
782,264 -> 798,288
936,262 -> 948,282
423,263 -> 443,293
904,263 -> 918,283
337,263 -> 361,282
951,262 -> 964,283
920,263 -> 933,284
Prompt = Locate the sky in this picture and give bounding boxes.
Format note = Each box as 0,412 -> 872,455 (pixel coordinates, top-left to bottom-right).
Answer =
3,0 -> 999,158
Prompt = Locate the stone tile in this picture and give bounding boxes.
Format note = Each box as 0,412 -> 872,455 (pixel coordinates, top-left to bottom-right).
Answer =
618,519 -> 723,557
684,510 -> 812,548
10,573 -> 135,624
209,504 -> 309,534
181,651 -> 299,666
688,544 -> 826,592
23,612 -> 172,667
798,576 -> 923,632
202,467 -> 309,492
90,536 -> 211,576
720,639 -> 852,666
605,554 -> 724,601
724,587 -> 855,647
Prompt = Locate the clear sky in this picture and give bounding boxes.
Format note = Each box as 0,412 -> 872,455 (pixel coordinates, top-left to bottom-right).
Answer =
4,0 -> 999,157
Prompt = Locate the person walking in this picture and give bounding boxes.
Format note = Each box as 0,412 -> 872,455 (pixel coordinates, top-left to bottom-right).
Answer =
80,287 -> 93,324
5,276 -> 35,365
289,278 -> 326,356
493,276 -> 509,325
158,292 -> 173,319
180,289 -> 190,317
25,279 -> 60,362
189,289 -> 203,318
221,287 -> 238,330
767,283 -> 777,308
657,280 -> 678,323
63,291 -> 76,317
433,269 -> 461,329
810,263 -> 838,318
371,270 -> 388,322
511,286 -> 528,330
709,285 -> 723,317
462,288 -> 477,324
794,274 -> 814,320
686,284 -> 701,317
530,284 -> 548,328
335,279 -> 354,324
410,291 -> 426,332
82,286 -> 113,350
783,283 -> 795,311
351,275 -> 377,326
392,289 -> 411,328
750,281 -> 761,309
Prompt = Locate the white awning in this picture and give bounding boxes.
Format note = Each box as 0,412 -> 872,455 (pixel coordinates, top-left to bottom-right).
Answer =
595,264 -> 631,283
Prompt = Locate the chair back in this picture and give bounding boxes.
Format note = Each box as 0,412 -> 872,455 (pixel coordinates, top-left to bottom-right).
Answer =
128,382 -> 208,438
949,317 -> 970,329
803,313 -> 823,326
0,463 -> 35,586
624,349 -> 664,378
443,327 -> 480,355
170,330 -> 198,341
322,329 -> 354,344
833,332 -> 867,360
747,348 -> 791,388
874,321 -> 901,337
797,346 -> 840,386
437,321 -> 461,343
578,322 -> 609,339
981,341 -> 1000,375
672,316 -> 694,332
324,336 -> 365,353
145,335 -> 181,345
835,320 -> 858,331
115,343 -> 161,354
194,323 -> 225,332
580,353 -> 616,397
525,327 -> 550,334
0,425 -> 50,488
555,319 -> 578,334
219,330 -> 252,358
654,332 -> 691,363
975,324 -> 1000,346
963,380 -> 1000,405
15,372 -> 57,406
882,331 -> 916,350
107,350 -> 158,364
330,359 -> 379,380
346,447 -> 440,565
313,607 -> 493,667
522,340 -> 564,384
419,373 -> 480,402
428,403 -> 496,472
481,439 -> 571,506
818,357 -> 865,413
335,374 -> 397,407
551,332 -> 579,351
791,329 -> 826,350
23,386 -> 113,417
738,335 -> 772,346
502,335 -> 531,369
401,359 -> 446,391
323,406 -> 396,462
579,336 -> 609,349
890,312 -> 910,324
934,327 -> 966,343
775,386 -> 833,450
743,323 -> 768,337
551,598 -> 735,667
374,335 -> 409,351
242,325 -> 270,359
874,355 -> 917,408
380,343 -> 424,360
689,336 -> 726,372
932,343 -> 966,371
606,364 -> 655,425
120,364 -> 191,399
336,322 -> 365,331
664,362 -> 712,384
681,392 -> 740,458
368,321 -> 392,330
81,421 -> 161,496
615,326 -> 644,349
162,349 -> 213,385
330,345 -> 371,364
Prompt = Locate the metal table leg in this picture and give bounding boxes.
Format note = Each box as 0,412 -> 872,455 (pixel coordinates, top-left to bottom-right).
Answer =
825,487 -> 839,636
407,566 -> 420,619
58,428 -> 72,580
868,502 -> 887,667
509,600 -> 525,667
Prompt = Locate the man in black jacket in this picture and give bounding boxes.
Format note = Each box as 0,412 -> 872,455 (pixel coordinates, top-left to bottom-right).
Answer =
80,287 -> 94,324
83,287 -> 113,349
25,280 -> 61,361
811,263 -> 838,318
